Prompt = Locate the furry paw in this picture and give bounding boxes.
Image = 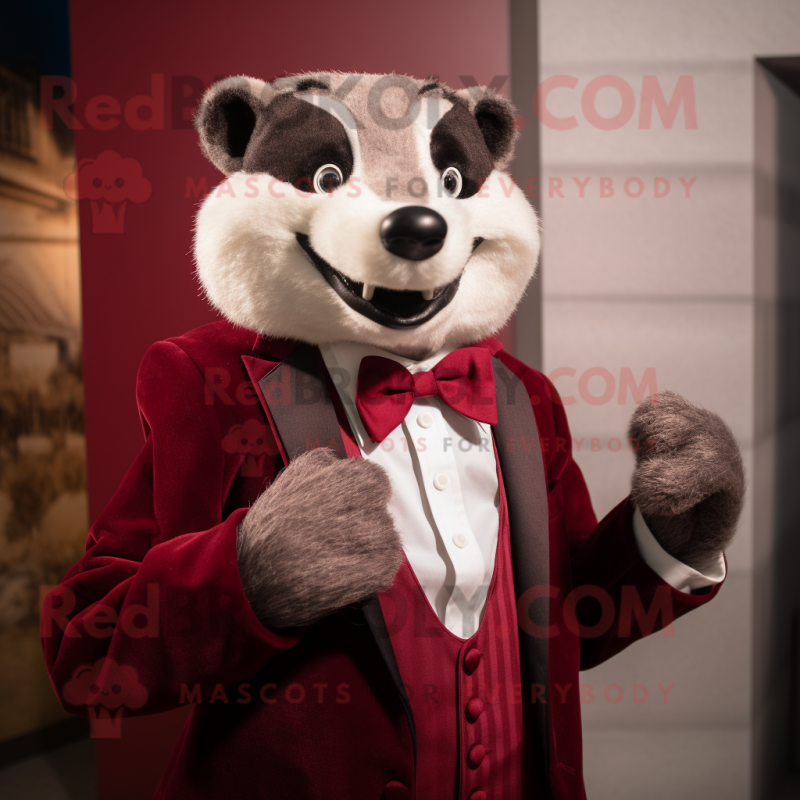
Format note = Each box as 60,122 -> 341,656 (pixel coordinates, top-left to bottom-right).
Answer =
237,448 -> 402,628
628,391 -> 745,572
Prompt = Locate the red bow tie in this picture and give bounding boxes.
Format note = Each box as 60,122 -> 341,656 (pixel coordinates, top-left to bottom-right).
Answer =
355,347 -> 498,443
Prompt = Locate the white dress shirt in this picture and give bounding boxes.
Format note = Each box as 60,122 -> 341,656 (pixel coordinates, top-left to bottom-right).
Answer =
319,342 -> 725,638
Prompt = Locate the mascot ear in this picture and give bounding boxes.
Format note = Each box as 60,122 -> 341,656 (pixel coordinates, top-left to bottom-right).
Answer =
453,87 -> 519,168
195,76 -> 273,175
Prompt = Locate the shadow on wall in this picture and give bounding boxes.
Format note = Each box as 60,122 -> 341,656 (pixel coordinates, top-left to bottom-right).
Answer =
753,55 -> 800,800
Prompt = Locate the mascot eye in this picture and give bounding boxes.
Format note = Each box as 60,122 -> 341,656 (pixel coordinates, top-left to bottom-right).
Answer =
313,164 -> 343,194
442,167 -> 463,198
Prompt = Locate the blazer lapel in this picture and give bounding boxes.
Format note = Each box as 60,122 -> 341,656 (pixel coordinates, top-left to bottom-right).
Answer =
243,341 -> 417,766
492,357 -> 551,798
245,342 -> 346,461
361,597 -> 417,759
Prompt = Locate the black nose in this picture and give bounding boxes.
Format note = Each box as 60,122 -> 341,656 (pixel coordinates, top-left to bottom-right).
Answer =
380,206 -> 447,261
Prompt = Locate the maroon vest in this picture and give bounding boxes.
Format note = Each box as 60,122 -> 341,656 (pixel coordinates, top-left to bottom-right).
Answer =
255,343 -> 551,798
380,464 -> 533,800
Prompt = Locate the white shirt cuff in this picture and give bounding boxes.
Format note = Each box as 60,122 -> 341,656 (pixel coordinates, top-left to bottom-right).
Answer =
632,505 -> 726,594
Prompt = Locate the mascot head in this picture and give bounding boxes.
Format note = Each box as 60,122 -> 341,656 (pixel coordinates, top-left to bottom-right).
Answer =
194,72 -> 539,359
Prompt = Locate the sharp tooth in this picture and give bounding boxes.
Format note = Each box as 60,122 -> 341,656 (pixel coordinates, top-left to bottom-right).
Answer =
362,283 -> 375,301
422,288 -> 435,301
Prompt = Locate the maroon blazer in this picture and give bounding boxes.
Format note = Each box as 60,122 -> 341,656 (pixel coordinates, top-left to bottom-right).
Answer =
41,320 -> 721,800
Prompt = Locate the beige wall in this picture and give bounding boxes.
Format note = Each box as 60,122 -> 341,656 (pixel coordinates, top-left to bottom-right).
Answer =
533,1 -> 800,798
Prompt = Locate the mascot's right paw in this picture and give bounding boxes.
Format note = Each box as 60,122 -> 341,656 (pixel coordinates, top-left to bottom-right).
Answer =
237,448 -> 402,629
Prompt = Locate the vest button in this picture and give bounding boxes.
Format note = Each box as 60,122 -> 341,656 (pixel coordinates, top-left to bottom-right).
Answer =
467,743 -> 486,768
470,792 -> 487,800
382,781 -> 409,800
464,648 -> 482,674
465,696 -> 485,722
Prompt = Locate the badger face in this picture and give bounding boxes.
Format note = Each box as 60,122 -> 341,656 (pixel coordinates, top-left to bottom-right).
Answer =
194,72 -> 540,359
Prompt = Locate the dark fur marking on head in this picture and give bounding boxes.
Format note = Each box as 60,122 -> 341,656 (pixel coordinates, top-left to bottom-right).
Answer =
419,80 -> 458,102
242,94 -> 354,189
430,102 -> 494,198
418,81 -> 442,95
295,78 -> 330,93
197,82 -> 352,184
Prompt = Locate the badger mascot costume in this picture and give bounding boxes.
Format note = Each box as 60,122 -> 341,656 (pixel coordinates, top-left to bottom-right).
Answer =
43,73 -> 744,800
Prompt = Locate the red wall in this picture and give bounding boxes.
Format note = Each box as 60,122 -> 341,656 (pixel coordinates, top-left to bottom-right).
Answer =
68,0 -> 510,796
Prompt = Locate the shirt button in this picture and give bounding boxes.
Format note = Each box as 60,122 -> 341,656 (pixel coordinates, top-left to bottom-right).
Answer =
416,412 -> 433,429
464,649 -> 482,674
465,697 -> 484,722
433,473 -> 449,491
452,532 -> 468,548
467,743 -> 486,768
470,793 -> 487,800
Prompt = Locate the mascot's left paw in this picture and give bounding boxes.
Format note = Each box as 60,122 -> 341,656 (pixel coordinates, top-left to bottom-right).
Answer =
628,390 -> 745,572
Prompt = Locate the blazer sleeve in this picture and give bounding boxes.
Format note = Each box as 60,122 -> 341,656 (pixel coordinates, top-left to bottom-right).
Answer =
496,350 -> 722,670
41,340 -> 301,717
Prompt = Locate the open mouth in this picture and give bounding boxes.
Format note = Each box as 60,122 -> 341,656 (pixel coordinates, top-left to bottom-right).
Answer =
296,233 -> 483,330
